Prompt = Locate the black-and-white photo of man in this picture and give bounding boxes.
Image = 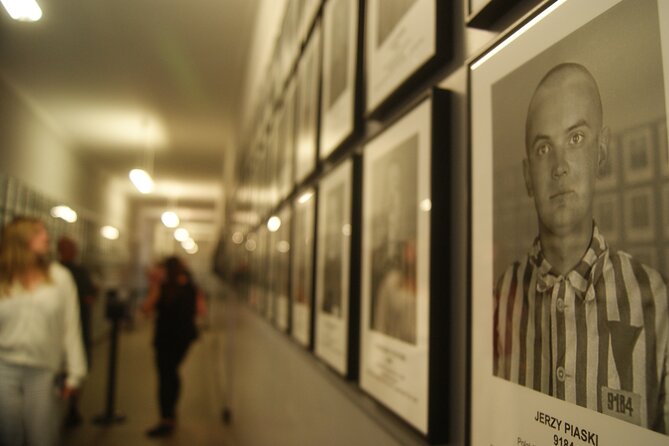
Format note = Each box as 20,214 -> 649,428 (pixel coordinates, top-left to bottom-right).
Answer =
370,135 -> 418,344
493,62 -> 669,434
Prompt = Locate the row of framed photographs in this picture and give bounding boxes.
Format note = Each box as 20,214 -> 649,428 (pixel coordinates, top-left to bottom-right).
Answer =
240,0 -> 452,219
241,90 -> 451,443
234,0 -> 669,444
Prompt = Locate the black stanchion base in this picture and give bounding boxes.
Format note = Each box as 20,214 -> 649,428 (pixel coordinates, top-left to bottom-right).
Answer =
92,413 -> 126,425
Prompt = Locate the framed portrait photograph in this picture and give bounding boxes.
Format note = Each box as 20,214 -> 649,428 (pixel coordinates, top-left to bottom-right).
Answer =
269,206 -> 292,332
360,89 -> 450,441
291,187 -> 316,347
320,0 -> 360,159
314,157 -> 359,376
465,0 -> 528,29
470,0 -> 669,444
277,80 -> 297,200
364,0 -> 450,117
622,125 -> 654,184
294,23 -> 322,184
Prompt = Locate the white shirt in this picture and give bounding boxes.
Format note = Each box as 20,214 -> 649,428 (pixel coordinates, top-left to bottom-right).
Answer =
0,262 -> 87,387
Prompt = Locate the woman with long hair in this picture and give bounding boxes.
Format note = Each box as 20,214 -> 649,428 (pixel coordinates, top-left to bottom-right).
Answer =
142,256 -> 202,437
0,217 -> 87,445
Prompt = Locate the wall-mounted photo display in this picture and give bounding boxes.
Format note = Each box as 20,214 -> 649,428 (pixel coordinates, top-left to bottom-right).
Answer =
470,0 -> 669,444
465,0 -> 529,29
299,0 -> 322,45
295,23 -> 322,184
278,80 -> 297,200
320,0 -> 360,159
364,0 -> 449,117
269,206 -> 292,332
360,90 -> 450,442
291,187 -> 316,347
315,157 -> 358,376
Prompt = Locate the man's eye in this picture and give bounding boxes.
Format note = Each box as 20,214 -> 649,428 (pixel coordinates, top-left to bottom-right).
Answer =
536,144 -> 550,156
569,132 -> 584,145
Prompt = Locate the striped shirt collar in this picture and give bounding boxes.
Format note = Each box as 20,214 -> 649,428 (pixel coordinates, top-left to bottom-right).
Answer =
530,223 -> 608,300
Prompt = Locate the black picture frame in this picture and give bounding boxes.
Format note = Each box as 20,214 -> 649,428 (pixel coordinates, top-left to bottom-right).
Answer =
359,88 -> 451,443
319,0 -> 364,160
268,206 -> 292,332
314,154 -> 362,379
294,22 -> 322,184
364,0 -> 451,119
469,0 -> 669,443
291,187 -> 317,347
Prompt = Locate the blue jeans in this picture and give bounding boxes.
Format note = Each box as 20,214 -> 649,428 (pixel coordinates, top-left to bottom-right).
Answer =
0,360 -> 60,446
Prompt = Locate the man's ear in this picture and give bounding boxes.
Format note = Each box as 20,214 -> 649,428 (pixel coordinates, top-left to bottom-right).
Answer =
597,126 -> 610,175
523,158 -> 534,198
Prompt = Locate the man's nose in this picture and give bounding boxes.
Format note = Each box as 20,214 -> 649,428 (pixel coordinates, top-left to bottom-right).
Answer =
551,146 -> 568,179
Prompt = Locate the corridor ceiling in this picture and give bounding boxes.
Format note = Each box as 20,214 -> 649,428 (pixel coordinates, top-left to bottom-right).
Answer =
0,0 -> 260,232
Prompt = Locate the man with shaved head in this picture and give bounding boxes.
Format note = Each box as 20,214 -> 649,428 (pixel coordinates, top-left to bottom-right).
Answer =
494,63 -> 669,434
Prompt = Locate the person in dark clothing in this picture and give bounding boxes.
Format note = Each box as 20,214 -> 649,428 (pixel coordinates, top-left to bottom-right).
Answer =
57,236 -> 97,428
141,256 -> 201,438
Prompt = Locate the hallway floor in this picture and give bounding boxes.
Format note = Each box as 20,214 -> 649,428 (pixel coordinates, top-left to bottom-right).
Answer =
61,318 -> 233,446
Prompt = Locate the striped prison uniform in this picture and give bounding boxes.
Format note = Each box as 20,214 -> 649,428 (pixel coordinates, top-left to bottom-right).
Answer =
494,225 -> 669,434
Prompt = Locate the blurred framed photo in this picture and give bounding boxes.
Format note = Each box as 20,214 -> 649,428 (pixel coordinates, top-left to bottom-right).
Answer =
365,0 -> 450,116
622,125 -> 654,184
294,23 -> 322,184
470,0 -> 669,444
278,80 -> 296,200
291,188 -> 316,347
268,207 -> 292,332
360,89 -> 450,442
320,0 -> 360,159
314,157 -> 359,376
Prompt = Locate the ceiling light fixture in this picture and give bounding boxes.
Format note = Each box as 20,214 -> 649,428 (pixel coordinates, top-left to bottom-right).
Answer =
1,0 -> 42,22
298,191 -> 313,204
129,117 -> 156,194
267,216 -> 281,232
129,168 -> 154,194
101,226 -> 120,240
50,205 -> 77,223
161,211 -> 179,228
174,227 -> 189,242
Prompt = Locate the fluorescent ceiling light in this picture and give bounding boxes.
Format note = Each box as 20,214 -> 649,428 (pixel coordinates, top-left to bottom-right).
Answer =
161,211 -> 180,228
298,191 -> 313,204
129,168 -> 154,194
174,227 -> 189,242
50,205 -> 77,223
267,216 -> 281,232
181,238 -> 196,250
101,226 -> 120,240
1,0 -> 42,22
